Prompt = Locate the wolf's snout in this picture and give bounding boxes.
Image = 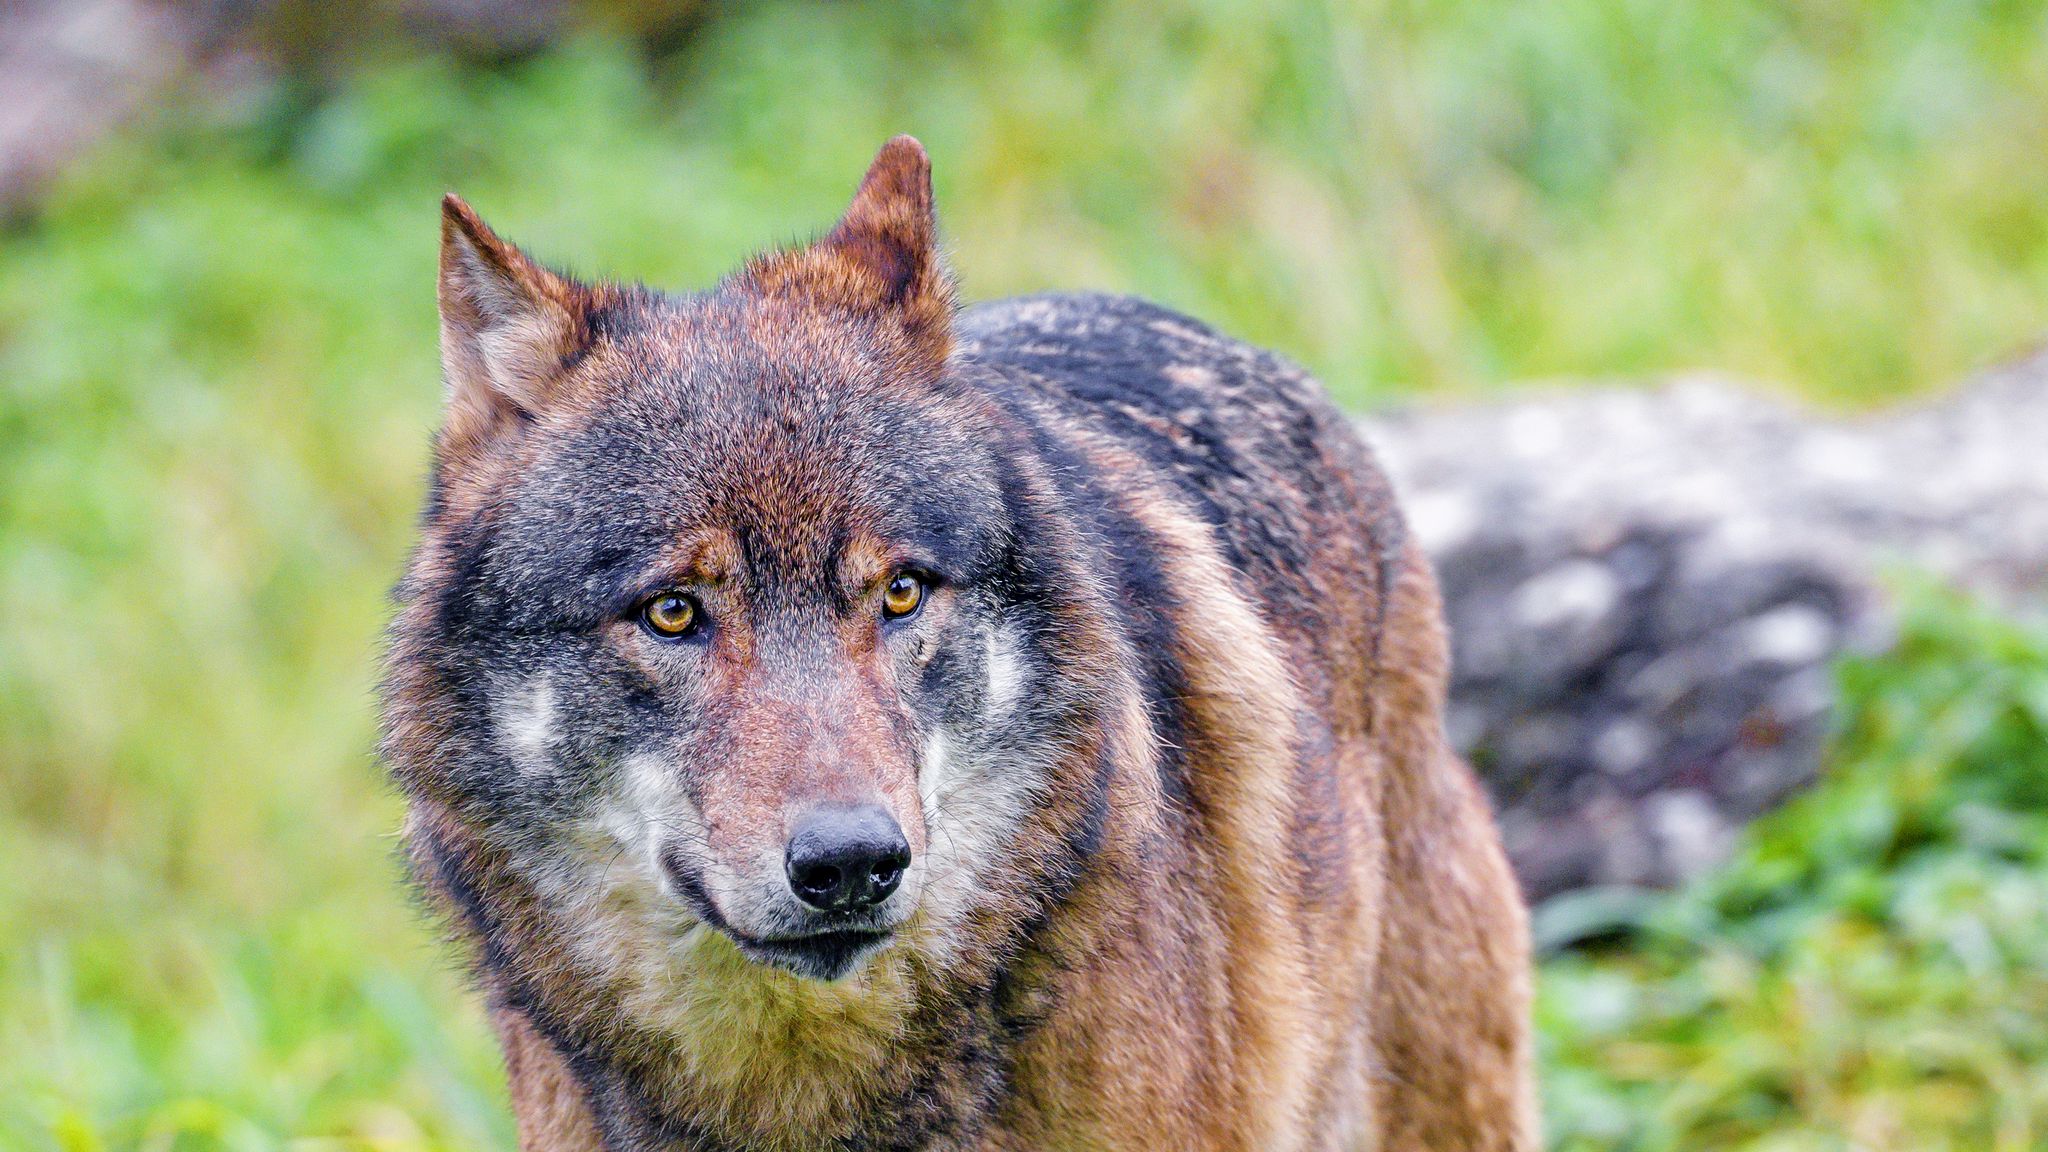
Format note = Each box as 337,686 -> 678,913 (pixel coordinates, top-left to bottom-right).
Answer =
784,804 -> 911,912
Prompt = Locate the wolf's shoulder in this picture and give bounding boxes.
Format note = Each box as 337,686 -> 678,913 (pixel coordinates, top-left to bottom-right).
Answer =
953,291 -> 1343,436
958,291 -> 1228,349
955,291 -> 1353,461
954,292 -> 1403,634
957,292 -> 1287,388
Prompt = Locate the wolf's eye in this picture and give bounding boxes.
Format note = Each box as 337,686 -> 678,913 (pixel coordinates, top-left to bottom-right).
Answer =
640,592 -> 700,639
882,572 -> 925,620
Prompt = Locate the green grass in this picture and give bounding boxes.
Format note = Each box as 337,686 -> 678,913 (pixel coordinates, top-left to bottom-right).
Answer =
3,4 -> 2047,1148
1542,589 -> 2048,1150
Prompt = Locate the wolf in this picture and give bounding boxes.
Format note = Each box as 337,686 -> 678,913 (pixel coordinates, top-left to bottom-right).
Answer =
382,136 -> 1536,1151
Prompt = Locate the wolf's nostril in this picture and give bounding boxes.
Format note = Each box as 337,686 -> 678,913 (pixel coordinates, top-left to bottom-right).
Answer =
784,804 -> 912,912
794,864 -> 843,899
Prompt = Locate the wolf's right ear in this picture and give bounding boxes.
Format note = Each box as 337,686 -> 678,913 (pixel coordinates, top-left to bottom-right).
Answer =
737,136 -> 954,368
437,195 -> 592,461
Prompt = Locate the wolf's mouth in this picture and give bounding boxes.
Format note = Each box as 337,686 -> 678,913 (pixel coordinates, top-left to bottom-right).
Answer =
660,848 -> 896,980
727,928 -> 894,980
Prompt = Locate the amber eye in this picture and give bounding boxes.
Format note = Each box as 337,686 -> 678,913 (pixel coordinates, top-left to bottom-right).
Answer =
881,572 -> 926,620
640,592 -> 700,639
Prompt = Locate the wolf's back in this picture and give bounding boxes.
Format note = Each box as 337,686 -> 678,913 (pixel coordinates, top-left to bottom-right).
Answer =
952,292 -> 1538,1150
958,291 -> 1406,698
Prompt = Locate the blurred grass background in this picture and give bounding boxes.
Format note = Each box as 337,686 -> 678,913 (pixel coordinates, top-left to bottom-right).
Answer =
3,2 -> 2048,1149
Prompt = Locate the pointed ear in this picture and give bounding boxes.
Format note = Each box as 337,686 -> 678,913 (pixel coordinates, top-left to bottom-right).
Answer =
742,136 -> 954,364
437,194 -> 592,459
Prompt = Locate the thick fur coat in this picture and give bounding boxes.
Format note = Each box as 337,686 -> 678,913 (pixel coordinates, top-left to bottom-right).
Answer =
382,137 -> 1536,1151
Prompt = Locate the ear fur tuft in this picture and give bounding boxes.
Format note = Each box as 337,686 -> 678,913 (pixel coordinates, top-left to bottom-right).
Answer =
437,194 -> 593,463
739,136 -> 954,366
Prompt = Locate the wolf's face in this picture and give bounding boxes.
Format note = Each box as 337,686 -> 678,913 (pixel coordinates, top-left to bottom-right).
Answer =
450,344 -> 1043,984
390,142 -> 1094,990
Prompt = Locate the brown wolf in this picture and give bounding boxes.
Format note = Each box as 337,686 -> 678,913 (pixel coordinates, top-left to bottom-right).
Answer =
382,136 -> 1536,1151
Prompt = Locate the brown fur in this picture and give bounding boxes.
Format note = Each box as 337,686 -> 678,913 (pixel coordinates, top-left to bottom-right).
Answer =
740,136 -> 955,370
497,1006 -> 607,1152
385,136 -> 1536,1151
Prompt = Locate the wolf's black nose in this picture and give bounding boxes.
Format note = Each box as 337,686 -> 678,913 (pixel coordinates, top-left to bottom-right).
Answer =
785,805 -> 911,912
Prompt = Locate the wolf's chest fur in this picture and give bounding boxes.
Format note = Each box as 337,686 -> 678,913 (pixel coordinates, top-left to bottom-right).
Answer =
383,137 -> 1535,1151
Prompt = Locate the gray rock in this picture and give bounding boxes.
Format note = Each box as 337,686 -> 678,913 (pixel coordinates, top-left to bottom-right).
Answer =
1362,354 -> 2048,901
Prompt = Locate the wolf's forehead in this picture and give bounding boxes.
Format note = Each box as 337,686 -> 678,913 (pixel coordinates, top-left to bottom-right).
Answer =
599,290 -> 887,399
516,417 -> 953,582
524,332 -> 1007,579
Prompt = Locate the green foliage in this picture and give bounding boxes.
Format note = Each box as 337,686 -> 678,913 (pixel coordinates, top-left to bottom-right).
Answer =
1541,588 -> 2048,1151
3,3 -> 2047,1147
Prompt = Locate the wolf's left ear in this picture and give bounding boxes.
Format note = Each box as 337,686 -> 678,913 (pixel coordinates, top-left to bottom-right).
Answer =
437,195 -> 594,463
744,135 -> 954,365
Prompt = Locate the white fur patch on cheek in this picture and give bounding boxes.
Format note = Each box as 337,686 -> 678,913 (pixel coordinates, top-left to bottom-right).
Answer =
532,751 -> 718,979
590,752 -> 698,868
915,748 -> 1040,962
911,627 -> 1049,957
492,675 -> 558,778
917,623 -> 1037,854
984,626 -> 1027,720
918,729 -> 955,826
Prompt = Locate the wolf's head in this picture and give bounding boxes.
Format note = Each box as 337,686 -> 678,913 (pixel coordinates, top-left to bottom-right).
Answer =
383,139 -> 1123,1004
